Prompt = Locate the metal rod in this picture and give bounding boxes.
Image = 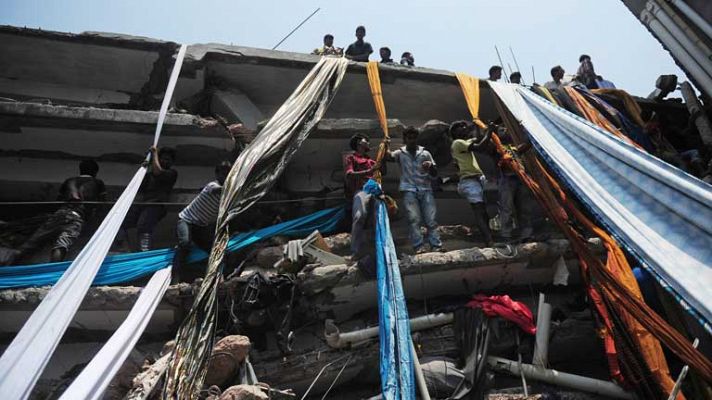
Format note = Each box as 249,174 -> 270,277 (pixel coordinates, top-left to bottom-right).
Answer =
510,46 -> 525,84
495,45 -> 510,83
667,338 -> 699,400
272,8 -> 321,50
531,65 -> 536,85
516,332 -> 529,396
411,340 -> 432,400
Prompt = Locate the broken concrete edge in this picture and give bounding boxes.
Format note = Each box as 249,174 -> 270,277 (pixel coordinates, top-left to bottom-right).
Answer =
0,238 -> 602,307
0,25 -> 178,52
297,238 -> 602,295
0,101 -> 225,136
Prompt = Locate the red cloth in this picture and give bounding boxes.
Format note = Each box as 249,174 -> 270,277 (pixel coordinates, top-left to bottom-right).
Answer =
466,294 -> 536,335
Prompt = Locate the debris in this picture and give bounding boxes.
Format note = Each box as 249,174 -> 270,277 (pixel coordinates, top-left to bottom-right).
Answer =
218,384 -> 269,400
205,335 -> 252,387
552,256 -> 569,286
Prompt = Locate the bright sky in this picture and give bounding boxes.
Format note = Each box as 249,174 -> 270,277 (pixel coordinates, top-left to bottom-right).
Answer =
2,0 -> 688,97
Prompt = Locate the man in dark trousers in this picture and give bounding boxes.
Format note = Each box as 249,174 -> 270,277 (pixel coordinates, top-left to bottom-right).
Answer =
2,159 -> 107,264
172,161 -> 232,282
345,26 -> 373,62
117,146 -> 177,251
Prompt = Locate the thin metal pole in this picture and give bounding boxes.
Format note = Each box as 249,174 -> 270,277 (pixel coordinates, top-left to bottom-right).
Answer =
272,7 -> 321,50
495,45 -> 510,83
510,46 -> 525,84
667,338 -> 699,400
531,65 -> 536,85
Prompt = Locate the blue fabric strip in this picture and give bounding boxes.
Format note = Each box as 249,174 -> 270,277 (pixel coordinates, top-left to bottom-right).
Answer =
0,207 -> 344,289
366,179 -> 415,400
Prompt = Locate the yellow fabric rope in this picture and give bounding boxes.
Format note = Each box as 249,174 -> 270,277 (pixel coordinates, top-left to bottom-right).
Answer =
455,72 -> 488,130
366,61 -> 389,183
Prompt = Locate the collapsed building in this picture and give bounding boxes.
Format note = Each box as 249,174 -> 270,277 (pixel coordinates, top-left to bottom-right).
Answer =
0,9 -> 711,400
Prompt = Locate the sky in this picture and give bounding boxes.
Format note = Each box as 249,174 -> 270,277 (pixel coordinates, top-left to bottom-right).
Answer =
2,0 -> 688,97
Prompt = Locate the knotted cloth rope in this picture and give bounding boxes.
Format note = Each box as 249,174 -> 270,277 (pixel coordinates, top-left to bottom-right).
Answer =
366,61 -> 390,183
162,57 -> 348,399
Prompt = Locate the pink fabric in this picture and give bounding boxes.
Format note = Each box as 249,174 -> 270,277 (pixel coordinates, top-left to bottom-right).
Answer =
466,294 -> 536,335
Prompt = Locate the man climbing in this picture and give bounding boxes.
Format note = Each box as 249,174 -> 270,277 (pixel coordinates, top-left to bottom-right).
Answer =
1,159 -> 107,265
345,26 -> 373,62
116,146 -> 177,251
488,66 -> 502,82
379,47 -> 394,64
344,134 -> 380,261
450,121 -> 493,246
495,128 -> 533,242
544,65 -> 565,90
386,127 -> 442,253
312,34 -> 343,56
576,54 -> 598,89
172,161 -> 232,282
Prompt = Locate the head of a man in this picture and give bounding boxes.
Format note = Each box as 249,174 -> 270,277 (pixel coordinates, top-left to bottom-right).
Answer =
79,159 -> 99,177
403,127 -> 419,150
215,161 -> 233,185
380,47 -> 391,60
350,134 -> 370,154
159,147 -> 176,169
510,72 -> 521,84
355,26 -> 366,41
488,66 -> 502,81
579,54 -> 591,63
449,121 -> 472,140
324,34 -> 334,47
551,65 -> 565,81
400,52 -> 414,66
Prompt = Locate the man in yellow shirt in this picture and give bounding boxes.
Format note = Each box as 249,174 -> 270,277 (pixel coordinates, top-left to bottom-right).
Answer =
450,121 -> 493,246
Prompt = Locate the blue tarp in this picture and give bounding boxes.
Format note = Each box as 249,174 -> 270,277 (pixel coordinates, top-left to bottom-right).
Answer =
365,179 -> 415,400
0,207 -> 344,289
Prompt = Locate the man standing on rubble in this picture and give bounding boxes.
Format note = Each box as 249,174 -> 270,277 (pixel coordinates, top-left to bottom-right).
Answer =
450,121 -> 493,246
172,161 -> 232,282
345,26 -> 373,62
344,134 -> 380,261
1,159 -> 107,265
386,127 -> 442,253
116,146 -> 177,251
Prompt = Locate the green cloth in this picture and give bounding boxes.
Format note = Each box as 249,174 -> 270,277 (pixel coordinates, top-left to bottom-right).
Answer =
451,138 -> 483,177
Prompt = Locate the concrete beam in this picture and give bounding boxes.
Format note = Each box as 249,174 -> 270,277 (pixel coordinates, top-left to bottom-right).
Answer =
211,89 -> 265,129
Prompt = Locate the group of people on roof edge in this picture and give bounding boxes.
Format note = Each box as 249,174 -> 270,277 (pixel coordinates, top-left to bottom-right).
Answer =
487,54 -> 615,90
312,25 -> 415,66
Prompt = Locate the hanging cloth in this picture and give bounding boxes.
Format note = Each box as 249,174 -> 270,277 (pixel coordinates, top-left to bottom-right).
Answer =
366,61 -> 390,183
0,44 -> 187,400
59,267 -> 171,400
163,57 -> 348,400
454,73 -> 488,130
0,206 -> 344,288
364,179 -> 416,400
489,81 -> 712,394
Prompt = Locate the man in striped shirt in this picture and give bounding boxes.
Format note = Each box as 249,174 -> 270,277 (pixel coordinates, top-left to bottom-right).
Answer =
172,161 -> 232,281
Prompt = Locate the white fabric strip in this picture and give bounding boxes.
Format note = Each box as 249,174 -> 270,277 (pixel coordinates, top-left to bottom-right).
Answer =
489,82 -> 712,326
0,44 -> 187,400
59,267 -> 171,400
